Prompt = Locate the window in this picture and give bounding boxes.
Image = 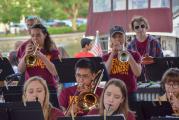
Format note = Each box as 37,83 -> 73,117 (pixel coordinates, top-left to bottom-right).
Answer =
113,0 -> 126,11
151,0 -> 170,8
128,0 -> 148,10
93,0 -> 111,12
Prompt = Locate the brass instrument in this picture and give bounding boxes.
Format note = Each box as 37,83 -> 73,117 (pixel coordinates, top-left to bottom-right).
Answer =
77,69 -> 104,111
64,69 -> 104,116
118,44 -> 129,62
25,41 -> 39,66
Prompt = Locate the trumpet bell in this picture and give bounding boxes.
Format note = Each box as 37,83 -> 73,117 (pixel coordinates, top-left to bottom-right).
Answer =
118,52 -> 129,62
25,54 -> 37,66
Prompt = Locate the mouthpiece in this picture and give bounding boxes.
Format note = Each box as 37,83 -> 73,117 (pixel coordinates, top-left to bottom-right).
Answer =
107,104 -> 112,112
36,97 -> 38,102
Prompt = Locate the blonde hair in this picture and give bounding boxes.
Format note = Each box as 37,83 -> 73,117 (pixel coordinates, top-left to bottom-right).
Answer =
22,76 -> 52,120
99,78 -> 129,118
130,16 -> 149,31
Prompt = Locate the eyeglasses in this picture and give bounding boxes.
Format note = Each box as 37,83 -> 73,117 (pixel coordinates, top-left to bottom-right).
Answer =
75,73 -> 90,79
134,24 -> 145,30
165,82 -> 179,89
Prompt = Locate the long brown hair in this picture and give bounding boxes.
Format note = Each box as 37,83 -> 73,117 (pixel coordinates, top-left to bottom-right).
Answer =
99,78 -> 129,118
22,76 -> 52,120
30,24 -> 56,53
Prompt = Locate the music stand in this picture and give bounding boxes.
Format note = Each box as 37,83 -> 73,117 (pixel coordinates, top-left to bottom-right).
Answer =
145,57 -> 179,81
9,102 -> 44,120
132,101 -> 173,120
0,102 -> 44,120
0,57 -> 15,81
0,103 -> 9,120
52,57 -> 109,83
58,114 -> 125,120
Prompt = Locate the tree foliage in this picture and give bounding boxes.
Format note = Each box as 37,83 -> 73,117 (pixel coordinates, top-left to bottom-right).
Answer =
57,0 -> 88,31
0,0 -> 89,27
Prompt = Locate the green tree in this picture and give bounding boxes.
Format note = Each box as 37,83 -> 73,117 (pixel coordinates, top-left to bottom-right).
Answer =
0,0 -> 23,23
57,0 -> 88,31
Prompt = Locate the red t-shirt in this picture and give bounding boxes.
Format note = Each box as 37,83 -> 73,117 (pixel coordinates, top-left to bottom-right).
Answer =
58,85 -> 103,109
136,39 -> 148,57
17,40 -> 59,87
50,107 -> 64,120
74,52 -> 94,58
102,51 -> 141,93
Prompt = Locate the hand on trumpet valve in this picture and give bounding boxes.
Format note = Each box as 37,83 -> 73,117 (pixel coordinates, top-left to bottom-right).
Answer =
111,44 -> 121,55
25,42 -> 36,55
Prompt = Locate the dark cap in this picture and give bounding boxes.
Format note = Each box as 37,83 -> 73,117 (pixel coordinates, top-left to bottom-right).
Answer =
81,38 -> 92,48
110,25 -> 125,37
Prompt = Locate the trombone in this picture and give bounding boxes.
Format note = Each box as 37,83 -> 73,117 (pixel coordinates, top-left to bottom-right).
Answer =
64,69 -> 104,116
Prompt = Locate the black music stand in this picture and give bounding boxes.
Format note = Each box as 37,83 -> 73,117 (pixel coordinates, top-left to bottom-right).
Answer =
0,102 -> 44,120
145,57 -> 179,81
0,57 -> 15,81
52,57 -> 109,83
58,114 -> 125,120
0,103 -> 9,120
131,101 -> 173,120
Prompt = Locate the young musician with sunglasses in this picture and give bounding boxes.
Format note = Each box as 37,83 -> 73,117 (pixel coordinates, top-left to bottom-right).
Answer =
102,25 -> 141,106
128,16 -> 163,58
127,16 -> 163,82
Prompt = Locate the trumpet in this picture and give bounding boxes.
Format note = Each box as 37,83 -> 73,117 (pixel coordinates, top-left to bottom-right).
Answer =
25,41 -> 39,66
118,44 -> 129,62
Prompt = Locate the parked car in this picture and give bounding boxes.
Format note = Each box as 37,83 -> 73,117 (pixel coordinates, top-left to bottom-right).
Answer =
46,19 -> 66,27
9,23 -> 27,34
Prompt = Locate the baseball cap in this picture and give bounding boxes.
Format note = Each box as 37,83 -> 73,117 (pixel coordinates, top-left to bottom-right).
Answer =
110,25 -> 125,37
81,38 -> 92,48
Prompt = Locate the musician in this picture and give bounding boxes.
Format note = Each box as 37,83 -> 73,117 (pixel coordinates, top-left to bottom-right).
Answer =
88,78 -> 136,120
25,16 -> 41,34
128,16 -> 163,58
127,16 -> 163,82
22,76 -> 64,120
17,24 -> 59,88
103,25 -> 141,104
58,58 -> 103,116
157,68 -> 179,114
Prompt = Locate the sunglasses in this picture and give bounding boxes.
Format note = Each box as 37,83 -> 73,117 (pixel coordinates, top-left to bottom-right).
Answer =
26,16 -> 37,20
134,24 -> 146,30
